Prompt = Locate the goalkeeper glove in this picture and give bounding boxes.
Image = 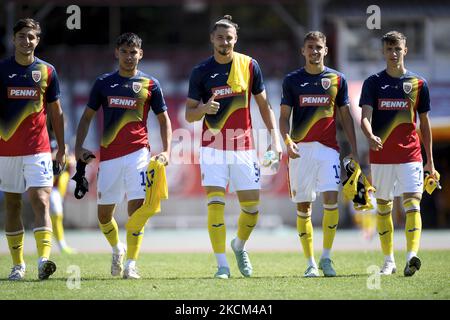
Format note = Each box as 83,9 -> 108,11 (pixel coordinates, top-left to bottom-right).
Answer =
72,154 -> 95,199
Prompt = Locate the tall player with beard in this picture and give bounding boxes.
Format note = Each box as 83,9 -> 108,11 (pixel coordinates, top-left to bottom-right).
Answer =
279,31 -> 358,277
360,31 -> 437,277
186,15 -> 282,279
0,18 -> 65,280
75,33 -> 172,279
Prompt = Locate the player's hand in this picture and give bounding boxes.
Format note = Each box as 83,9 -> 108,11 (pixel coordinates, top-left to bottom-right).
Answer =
75,148 -> 95,164
203,93 -> 220,115
368,135 -> 383,151
155,151 -> 169,166
268,143 -> 283,162
53,148 -> 66,175
423,162 -> 438,180
286,142 -> 300,159
55,148 -> 66,166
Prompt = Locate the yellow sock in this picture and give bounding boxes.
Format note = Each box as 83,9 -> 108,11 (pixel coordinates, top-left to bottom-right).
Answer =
322,206 -> 339,250
6,231 -> 25,266
51,214 -> 65,242
297,213 -> 314,258
237,201 -> 259,241
99,218 -> 120,247
126,227 -> 145,260
377,203 -> 394,256
207,191 -> 226,253
34,228 -> 52,260
404,198 -> 422,253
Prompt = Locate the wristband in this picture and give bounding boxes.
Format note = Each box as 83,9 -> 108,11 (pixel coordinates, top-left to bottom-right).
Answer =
284,135 -> 293,146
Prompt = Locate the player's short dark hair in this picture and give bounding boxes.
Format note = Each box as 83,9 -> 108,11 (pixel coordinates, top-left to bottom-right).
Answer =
304,31 -> 326,44
382,31 -> 406,45
116,32 -> 142,48
13,18 -> 41,37
211,15 -> 239,34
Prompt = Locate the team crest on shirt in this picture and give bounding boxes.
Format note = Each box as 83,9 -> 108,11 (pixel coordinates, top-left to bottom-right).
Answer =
403,82 -> 413,94
31,70 -> 41,83
132,82 -> 142,93
321,78 -> 331,90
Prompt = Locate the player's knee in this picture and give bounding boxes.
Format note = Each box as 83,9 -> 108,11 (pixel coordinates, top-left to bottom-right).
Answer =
97,209 -> 114,224
403,197 -> 421,214
29,188 -> 50,204
403,192 -> 422,201
377,201 -> 393,216
240,200 -> 259,214
128,199 -> 144,216
5,194 -> 22,213
323,191 -> 338,204
296,209 -> 312,218
207,191 -> 225,206
98,211 -> 114,224
297,202 -> 311,213
30,195 -> 50,213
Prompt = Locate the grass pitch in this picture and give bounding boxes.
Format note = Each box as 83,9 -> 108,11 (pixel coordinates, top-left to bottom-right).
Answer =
1,250 -> 449,300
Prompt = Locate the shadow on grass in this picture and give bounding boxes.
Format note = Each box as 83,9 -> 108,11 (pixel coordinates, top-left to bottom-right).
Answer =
0,273 -> 369,283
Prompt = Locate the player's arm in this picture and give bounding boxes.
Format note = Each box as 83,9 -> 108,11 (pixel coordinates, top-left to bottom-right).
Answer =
337,105 -> 359,162
361,105 -> 383,151
254,90 -> 282,158
48,99 -> 66,165
74,107 -> 96,162
419,112 -> 436,177
185,95 -> 219,123
279,104 -> 299,159
155,111 -> 172,165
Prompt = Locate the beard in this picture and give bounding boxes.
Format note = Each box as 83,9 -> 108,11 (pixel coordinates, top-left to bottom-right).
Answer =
216,46 -> 231,56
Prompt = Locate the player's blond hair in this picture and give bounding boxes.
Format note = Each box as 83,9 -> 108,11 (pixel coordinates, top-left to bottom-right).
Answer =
13,18 -> 41,37
304,31 -> 326,44
382,31 -> 407,45
211,15 -> 239,34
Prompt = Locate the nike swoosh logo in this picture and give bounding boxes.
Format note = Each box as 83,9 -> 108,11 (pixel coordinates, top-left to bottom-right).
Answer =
299,232 -> 307,237
210,73 -> 219,78
12,245 -> 22,250
246,224 -> 256,228
381,85 -> 389,89
408,228 -> 420,232
103,229 -> 114,235
8,74 -> 17,78
378,231 -> 389,236
300,82 -> 309,87
132,232 -> 143,236
328,224 -> 338,229
110,84 -> 119,88
211,223 -> 224,228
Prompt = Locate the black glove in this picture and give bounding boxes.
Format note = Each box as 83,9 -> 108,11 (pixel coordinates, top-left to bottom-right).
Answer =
52,160 -> 65,176
71,154 -> 95,199
353,181 -> 368,205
